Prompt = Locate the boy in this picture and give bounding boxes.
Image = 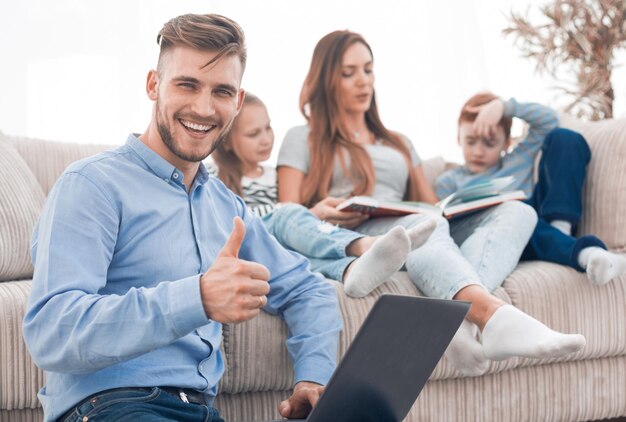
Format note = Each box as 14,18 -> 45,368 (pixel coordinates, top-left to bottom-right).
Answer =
436,93 -> 626,285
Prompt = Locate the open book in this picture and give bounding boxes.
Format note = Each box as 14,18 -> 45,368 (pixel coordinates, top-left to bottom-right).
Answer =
336,176 -> 527,219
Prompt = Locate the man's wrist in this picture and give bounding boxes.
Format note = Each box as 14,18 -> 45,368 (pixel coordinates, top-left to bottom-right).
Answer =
169,274 -> 211,334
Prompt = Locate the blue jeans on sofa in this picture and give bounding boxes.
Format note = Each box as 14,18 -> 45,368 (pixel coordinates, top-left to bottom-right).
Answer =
521,128 -> 606,271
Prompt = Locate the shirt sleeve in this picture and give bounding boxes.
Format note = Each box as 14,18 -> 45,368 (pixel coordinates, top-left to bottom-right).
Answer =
504,97 -> 559,161
23,172 -> 210,374
236,197 -> 342,386
435,169 -> 459,200
277,125 -> 311,173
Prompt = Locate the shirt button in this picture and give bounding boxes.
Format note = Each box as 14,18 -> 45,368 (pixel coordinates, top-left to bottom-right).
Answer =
173,173 -> 179,180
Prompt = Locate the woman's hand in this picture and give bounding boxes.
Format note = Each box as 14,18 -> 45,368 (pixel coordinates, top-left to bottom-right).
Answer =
310,197 -> 369,229
465,98 -> 504,139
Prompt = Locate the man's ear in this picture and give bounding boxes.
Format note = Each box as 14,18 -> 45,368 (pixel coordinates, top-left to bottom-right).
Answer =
146,69 -> 159,101
236,89 -> 246,113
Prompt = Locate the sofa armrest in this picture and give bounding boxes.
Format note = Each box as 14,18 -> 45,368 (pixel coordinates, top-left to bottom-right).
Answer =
0,280 -> 44,411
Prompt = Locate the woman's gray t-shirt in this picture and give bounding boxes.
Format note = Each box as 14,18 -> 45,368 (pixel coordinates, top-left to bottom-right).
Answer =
277,125 -> 421,202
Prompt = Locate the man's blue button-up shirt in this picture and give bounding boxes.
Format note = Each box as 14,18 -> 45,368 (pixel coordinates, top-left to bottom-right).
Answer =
23,135 -> 341,421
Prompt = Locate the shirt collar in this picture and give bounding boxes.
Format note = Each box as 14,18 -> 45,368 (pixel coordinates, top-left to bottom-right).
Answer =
126,134 -> 209,187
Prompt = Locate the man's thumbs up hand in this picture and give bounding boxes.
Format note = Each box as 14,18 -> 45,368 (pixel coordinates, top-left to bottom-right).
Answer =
200,217 -> 270,323
217,215 -> 246,258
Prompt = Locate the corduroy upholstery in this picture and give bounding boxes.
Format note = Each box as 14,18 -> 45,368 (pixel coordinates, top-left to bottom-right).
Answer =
0,141 -> 45,282
1,116 -> 625,421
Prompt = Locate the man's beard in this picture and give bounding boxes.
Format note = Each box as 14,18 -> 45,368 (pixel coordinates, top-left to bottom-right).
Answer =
156,101 -> 234,163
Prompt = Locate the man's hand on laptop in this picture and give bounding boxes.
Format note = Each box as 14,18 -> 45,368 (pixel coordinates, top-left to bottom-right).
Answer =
278,381 -> 324,419
201,217 -> 270,323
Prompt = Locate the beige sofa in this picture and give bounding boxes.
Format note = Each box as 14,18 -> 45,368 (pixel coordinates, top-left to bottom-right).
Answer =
1,115 -> 625,422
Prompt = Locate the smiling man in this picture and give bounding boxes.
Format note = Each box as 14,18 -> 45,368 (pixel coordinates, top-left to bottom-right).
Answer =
23,14 -> 341,422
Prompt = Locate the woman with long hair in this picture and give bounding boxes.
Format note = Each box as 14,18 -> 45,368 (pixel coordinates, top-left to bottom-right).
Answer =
277,30 -> 585,375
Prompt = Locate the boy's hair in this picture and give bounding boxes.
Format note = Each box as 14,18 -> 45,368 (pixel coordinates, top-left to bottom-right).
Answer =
213,93 -> 265,196
156,13 -> 246,73
459,93 -> 512,140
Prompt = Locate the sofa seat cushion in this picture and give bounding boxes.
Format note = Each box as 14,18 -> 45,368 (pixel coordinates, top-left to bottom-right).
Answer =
0,138 -> 46,282
0,281 -> 44,410
502,259 -> 626,361
219,261 -> 626,394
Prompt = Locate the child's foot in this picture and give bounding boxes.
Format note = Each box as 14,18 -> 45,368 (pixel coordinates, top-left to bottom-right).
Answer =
579,247 -> 626,286
444,319 -> 489,376
481,305 -> 586,361
406,219 -> 437,250
343,226 -> 410,298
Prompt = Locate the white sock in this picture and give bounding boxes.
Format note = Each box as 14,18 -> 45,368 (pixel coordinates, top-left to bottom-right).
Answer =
443,319 -> 489,377
550,219 -> 572,235
482,305 -> 586,361
343,226 -> 410,298
579,247 -> 626,286
406,219 -> 436,250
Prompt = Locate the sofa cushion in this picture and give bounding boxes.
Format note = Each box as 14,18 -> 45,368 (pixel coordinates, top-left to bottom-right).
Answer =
0,281 -> 44,410
6,135 -> 115,195
503,259 -> 626,360
219,274 -> 513,394
420,156 -> 446,187
559,115 -> 626,250
219,257 -> 626,396
0,137 -> 46,282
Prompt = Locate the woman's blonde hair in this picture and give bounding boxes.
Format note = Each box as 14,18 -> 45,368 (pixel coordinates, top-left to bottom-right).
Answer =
298,30 -> 420,207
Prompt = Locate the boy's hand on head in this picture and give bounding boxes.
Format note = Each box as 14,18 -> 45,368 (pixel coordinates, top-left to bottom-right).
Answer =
465,98 -> 504,140
200,217 -> 270,324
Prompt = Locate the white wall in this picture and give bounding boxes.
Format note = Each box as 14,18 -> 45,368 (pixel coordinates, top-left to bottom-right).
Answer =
1,0 -> 624,164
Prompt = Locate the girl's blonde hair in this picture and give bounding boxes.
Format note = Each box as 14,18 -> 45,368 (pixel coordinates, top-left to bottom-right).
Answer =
212,93 -> 265,196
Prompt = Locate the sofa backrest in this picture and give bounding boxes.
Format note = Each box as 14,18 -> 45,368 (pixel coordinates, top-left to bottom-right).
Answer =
1,115 -> 625,283
559,115 -> 626,251
0,132 -> 114,282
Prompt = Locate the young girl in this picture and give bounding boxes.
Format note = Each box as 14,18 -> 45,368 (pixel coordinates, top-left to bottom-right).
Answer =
210,93 -> 436,297
437,93 -> 626,285
277,30 -> 585,375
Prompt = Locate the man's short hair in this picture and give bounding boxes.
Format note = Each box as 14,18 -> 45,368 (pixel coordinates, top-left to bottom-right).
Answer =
156,13 -> 247,72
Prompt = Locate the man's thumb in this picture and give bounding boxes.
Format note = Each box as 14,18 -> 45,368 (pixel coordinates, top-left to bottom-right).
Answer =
218,217 -> 246,258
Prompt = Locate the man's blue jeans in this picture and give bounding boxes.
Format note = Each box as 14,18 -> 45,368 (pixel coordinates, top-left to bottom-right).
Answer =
58,387 -> 224,422
521,128 -> 606,271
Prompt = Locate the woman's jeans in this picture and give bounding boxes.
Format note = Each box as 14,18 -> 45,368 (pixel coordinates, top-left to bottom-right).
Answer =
262,203 -> 362,281
57,387 -> 223,422
520,128 -> 606,271
355,201 -> 537,298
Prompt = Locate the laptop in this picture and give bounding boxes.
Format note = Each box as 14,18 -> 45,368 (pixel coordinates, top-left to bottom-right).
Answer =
253,294 -> 469,422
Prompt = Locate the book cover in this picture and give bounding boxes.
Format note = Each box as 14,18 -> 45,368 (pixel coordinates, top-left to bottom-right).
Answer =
336,177 -> 526,219
441,190 -> 527,218
336,196 -> 442,218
